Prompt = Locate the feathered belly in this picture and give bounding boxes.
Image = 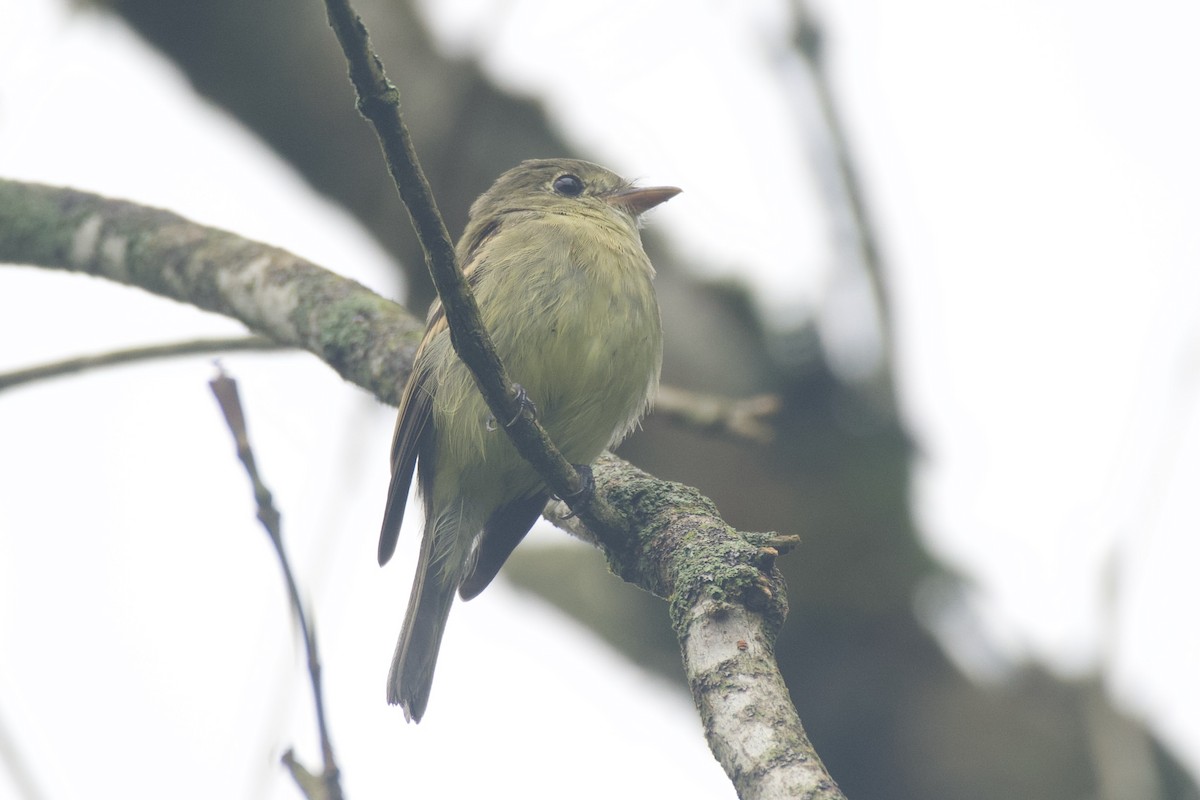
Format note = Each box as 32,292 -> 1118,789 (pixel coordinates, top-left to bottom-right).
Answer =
510,261 -> 660,457
432,263 -> 660,504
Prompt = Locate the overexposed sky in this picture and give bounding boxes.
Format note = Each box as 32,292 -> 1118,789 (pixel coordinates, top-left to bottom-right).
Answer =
2,0 -> 1199,796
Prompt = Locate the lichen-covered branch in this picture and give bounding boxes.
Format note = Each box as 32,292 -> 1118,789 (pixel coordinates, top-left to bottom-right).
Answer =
551,454 -> 841,799
0,178 -> 421,406
0,180 -> 846,798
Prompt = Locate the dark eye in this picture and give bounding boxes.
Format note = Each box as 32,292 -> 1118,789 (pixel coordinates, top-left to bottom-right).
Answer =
552,174 -> 585,196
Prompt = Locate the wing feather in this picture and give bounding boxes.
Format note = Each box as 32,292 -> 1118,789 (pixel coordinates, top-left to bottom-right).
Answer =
458,491 -> 548,600
378,353 -> 435,566
377,214 -> 502,566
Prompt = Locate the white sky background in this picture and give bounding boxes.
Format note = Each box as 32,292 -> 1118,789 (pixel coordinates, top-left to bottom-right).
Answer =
1,0 -> 1198,797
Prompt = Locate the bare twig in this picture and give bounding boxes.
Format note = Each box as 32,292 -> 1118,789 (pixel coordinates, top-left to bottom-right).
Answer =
653,386 -> 782,443
791,1 -> 895,392
208,366 -> 343,800
321,0 -> 615,528
0,336 -> 283,392
281,750 -> 338,800
0,703 -> 47,800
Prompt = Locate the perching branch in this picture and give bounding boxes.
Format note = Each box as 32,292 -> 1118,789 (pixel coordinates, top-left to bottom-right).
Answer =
0,178 -> 846,798
550,455 -> 824,800
320,4 -> 843,797
0,178 -> 422,406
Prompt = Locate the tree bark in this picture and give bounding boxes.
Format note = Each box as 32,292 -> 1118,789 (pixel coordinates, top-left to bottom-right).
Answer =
0,178 -> 846,799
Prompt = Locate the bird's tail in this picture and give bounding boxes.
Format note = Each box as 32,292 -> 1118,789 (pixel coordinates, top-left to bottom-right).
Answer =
387,506 -> 473,722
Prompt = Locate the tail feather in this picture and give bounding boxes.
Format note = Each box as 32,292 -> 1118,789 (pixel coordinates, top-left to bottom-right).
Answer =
387,505 -> 475,722
387,562 -> 458,722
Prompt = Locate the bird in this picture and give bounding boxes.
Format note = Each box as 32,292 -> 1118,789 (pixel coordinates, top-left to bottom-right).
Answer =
377,158 -> 679,722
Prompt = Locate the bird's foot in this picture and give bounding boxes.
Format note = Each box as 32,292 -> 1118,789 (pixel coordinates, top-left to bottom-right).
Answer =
557,465 -> 595,518
485,383 -> 538,431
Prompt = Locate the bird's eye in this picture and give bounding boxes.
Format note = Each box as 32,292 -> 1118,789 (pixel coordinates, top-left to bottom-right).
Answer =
552,174 -> 585,197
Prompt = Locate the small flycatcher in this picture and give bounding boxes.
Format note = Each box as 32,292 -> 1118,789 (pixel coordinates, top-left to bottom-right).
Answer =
378,158 -> 679,721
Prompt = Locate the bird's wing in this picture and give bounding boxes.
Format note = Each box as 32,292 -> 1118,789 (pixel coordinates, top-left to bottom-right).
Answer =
458,491 -> 549,600
377,331 -> 438,566
378,215 -> 504,567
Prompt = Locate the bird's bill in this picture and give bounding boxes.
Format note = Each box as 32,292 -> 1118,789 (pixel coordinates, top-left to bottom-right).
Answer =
605,185 -> 682,215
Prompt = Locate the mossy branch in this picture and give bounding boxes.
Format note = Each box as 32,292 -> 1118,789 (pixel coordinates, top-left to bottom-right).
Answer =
0,177 -> 844,799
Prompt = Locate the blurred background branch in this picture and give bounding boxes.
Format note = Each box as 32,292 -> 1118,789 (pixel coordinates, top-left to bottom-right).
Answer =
0,336 -> 282,392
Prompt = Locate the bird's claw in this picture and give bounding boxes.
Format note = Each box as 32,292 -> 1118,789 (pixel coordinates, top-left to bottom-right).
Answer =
486,384 -> 538,432
557,465 -> 595,518
506,384 -> 537,427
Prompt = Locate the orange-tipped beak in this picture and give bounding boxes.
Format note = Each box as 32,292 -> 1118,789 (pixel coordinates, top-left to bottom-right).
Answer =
606,185 -> 682,215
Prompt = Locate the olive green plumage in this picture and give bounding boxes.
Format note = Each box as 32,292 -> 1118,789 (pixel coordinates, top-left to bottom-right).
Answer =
378,158 -> 678,722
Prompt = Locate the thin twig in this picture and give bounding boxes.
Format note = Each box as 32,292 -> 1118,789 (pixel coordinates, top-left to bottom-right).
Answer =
653,386 -> 782,443
321,0 -> 619,530
208,366 -> 343,800
792,1 -> 895,393
0,336 -> 283,392
281,750 -> 334,800
0,703 -> 48,800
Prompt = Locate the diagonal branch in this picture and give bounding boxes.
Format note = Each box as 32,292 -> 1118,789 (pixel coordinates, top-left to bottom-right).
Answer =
322,0 -> 609,525
209,367 -> 343,800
